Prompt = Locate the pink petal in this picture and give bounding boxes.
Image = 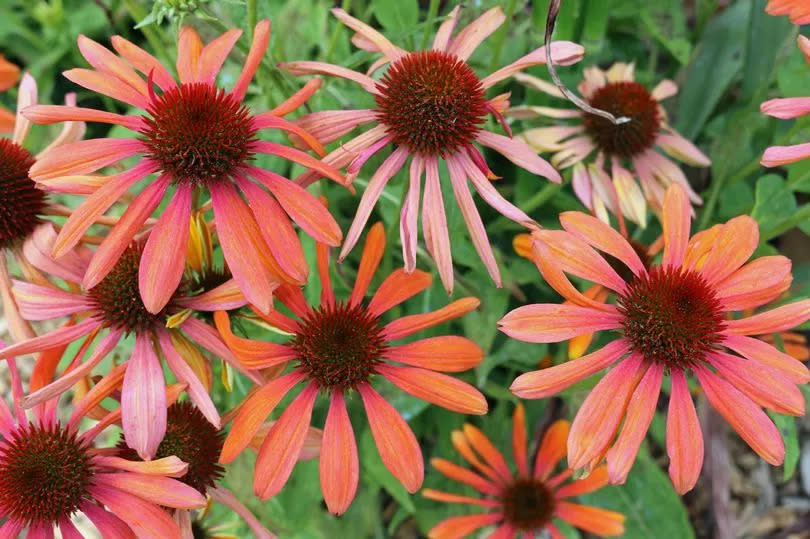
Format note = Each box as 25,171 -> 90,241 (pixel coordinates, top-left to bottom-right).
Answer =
110,35 -> 176,91
499,303 -> 622,343
657,132 -> 711,167
476,130 -> 561,182
81,502 -> 136,539
667,369 -> 703,494
198,29 -> 242,84
761,142 -> 810,167
11,280 -> 90,320
292,109 -> 377,146
0,318 -> 97,359
331,8 -> 405,61
715,255 -> 792,311
232,19 -> 270,102
724,299 -> 810,335
12,73 -> 36,145
761,97 -> 810,119
279,60 -> 380,94
122,333 -> 167,460
722,333 -> 810,384
559,211 -> 646,277
62,68 -> 149,109
77,35 -> 148,96
400,155 -> 423,272
93,473 -> 206,509
422,154 -> 454,293
481,42 -> 585,88
447,7 -> 505,60
24,104 -> 144,130
176,279 -> 248,311
697,215 -> 758,285
29,138 -> 144,181
661,183 -> 691,268
432,5 -> 461,51
320,392 -> 359,515
253,140 -> 344,184
89,484 -> 181,537
209,486 -> 276,539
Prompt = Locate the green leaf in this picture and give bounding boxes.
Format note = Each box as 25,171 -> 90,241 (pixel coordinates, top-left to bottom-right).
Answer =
751,174 -> 798,237
769,411 -> 800,481
640,1 -> 692,65
373,0 -> 419,34
580,0 -> 611,54
740,0 -> 792,99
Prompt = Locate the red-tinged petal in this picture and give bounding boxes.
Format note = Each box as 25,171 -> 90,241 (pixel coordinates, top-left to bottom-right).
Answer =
269,77 -> 322,117
568,354 -> 647,470
554,466 -> 609,498
77,35 -> 147,96
24,104 -> 145,130
331,8 -> 405,61
489,523 -> 517,539
667,369 -> 703,495
316,241 -> 335,308
450,430 -> 501,484
761,142 -> 810,167
339,148 -> 408,261
12,280 -> 90,320
447,6 -> 505,60
533,419 -> 570,481
715,256 -> 792,311
430,458 -> 501,496
197,29 -> 242,84
247,166 -> 341,246
81,502 -> 136,539
214,311 -> 297,369
481,42 -> 585,88
377,365 -> 487,414
94,455 -> 188,477
110,35 -> 176,91
559,211 -> 646,278
475,130 -> 561,182
253,140 -> 346,186
367,269 -> 432,317
427,513 -> 503,539
384,336 -> 483,372
422,154 -> 454,293
320,392 -> 359,515
93,473 -> 205,509
52,160 -> 158,257
498,303 -> 623,344
698,216 -> 759,285
62,68 -> 150,109
725,299 -> 810,335
722,334 -> 810,384
349,221 -> 386,306
358,383 -> 424,492
463,424 -> 512,482
29,138 -> 144,181
511,339 -> 630,399
422,489 -> 500,507
694,365 -> 785,465
606,362 -> 664,484
382,298 -> 480,340
220,371 -> 305,464
139,184 -> 191,313
0,318 -> 97,359
177,279 -> 248,312
122,334 -> 167,460
661,184 -> 691,268
554,502 -> 625,537
84,174 -> 170,289
513,404 -> 529,478
280,60 -> 380,94
255,384 -> 319,499
252,113 -> 326,156
59,517 -> 83,539
532,230 -> 627,293
90,484 -> 181,538
274,284 -> 311,319
708,351 -> 805,416
232,19 -> 270,102
210,181 -> 280,314
177,25 -> 203,83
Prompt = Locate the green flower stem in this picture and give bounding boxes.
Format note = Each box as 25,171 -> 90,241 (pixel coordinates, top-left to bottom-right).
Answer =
419,0 -> 441,51
324,0 -> 351,63
247,0 -> 258,37
123,0 -> 171,65
488,0 -> 518,73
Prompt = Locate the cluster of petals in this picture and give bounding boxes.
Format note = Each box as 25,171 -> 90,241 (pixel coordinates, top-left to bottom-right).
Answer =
280,7 -> 583,292
22,19 -> 344,315
499,183 -> 810,494
425,404 -> 625,538
766,0 -> 810,24
215,222 -> 487,515
512,62 -> 710,227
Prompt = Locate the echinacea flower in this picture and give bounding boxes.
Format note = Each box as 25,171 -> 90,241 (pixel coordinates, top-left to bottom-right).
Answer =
0,344 -> 206,537
23,19 -> 345,314
280,7 -> 584,292
766,0 -> 810,24
1,73 -> 85,342
761,36 -> 810,167
0,224 -> 259,461
424,404 -> 625,538
215,222 -> 487,514
511,62 -> 710,226
499,183 -> 810,494
0,54 -> 20,130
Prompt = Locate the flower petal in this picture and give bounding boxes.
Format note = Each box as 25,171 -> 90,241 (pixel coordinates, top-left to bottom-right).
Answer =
93,455 -> 188,477
377,365 -> 487,414
533,419 -> 570,481
554,466 -> 609,498
661,183 -> 691,268
320,392 -> 359,515
81,502 -> 136,539
427,513 -> 503,539
29,138 -> 144,181
481,42 -> 585,88
724,299 -> 810,335
430,458 -> 500,496
554,502 -> 625,536
367,269 -> 432,317
447,7 -> 505,60
422,154 -> 454,292
198,29 -> 242,84
382,298 -> 480,340
666,369 -> 703,495
698,216 -> 759,285
93,473 -> 205,509
110,35 -> 175,90
499,303 -> 623,343
476,130 -> 561,182
90,485 -> 180,538
232,19 -> 270,101
761,142 -> 810,167
121,334 -> 167,460
559,211 -> 646,277
62,68 -> 150,109
0,318 -> 97,359
722,333 -> 810,384
715,256 -> 792,311
383,336 -> 483,372
331,8 -> 405,61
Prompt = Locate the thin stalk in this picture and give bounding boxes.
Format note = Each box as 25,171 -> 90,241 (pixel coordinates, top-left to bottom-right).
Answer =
247,0 -> 258,36
488,0 -> 519,73
324,0 -> 352,63
122,0 -> 170,64
419,0 -> 441,50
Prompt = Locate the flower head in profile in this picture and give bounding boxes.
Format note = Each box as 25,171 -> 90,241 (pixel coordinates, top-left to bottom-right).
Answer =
499,183 -> 810,493
512,62 -> 710,227
0,54 -> 21,131
280,7 -> 583,292
216,222 -> 487,515
23,19 -> 344,314
766,0 -> 810,24
0,224 -> 259,461
761,37 -> 810,167
0,346 -> 206,537
424,404 -> 624,538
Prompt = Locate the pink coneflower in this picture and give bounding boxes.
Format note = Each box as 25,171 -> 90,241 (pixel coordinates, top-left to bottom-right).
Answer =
0,224 -> 258,460
280,7 -> 584,292
216,222 -> 486,515
766,0 -> 810,24
511,62 -> 710,228
1,73 -> 86,343
762,37 -> 810,167
499,183 -> 810,494
23,20 -> 344,314
424,404 -> 625,538
0,345 -> 206,537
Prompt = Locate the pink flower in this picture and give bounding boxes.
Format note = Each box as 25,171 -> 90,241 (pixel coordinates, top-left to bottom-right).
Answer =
280,7 -> 584,292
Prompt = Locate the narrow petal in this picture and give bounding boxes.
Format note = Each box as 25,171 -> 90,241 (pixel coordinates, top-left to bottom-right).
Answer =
331,8 -> 405,61
555,502 -> 625,536
761,142 -> 810,167
532,230 -> 627,293
77,35 -> 148,96
232,19 -> 270,102
255,384 -> 318,499
666,369 -> 703,494
214,310 -> 297,369
253,141 -> 345,184
661,183 -> 691,268
198,29 -> 243,84
383,336 -> 483,372
447,7 -> 505,60
320,392 -> 359,515
421,489 -> 499,508
62,68 -> 150,109
499,303 -> 623,343
716,256 -> 792,311
428,513 -> 503,539
367,269 -> 432,317
724,299 -> 810,335
0,318 -> 97,359
12,280 -> 90,320
25,104 -> 144,131
251,112 -> 325,155
651,79 -> 678,100
280,60 -> 380,94
268,77 -> 322,117
377,365 -> 487,414
29,138 -> 144,180
90,485 -> 181,538
694,365 -> 784,465
122,334 -> 167,460
382,298 -> 480,340
559,211 -> 646,277
59,518 -> 83,539
606,362 -> 664,484
476,130 -> 561,182
657,132 -> 711,167
401,155 -> 423,272
481,42 -> 585,88
533,419 -> 570,481
463,424 -> 512,481
176,279 -> 248,312
554,466 -> 609,498
139,184 -> 191,313
511,339 -> 630,399
292,109 -> 377,146
176,25 -> 203,83
110,35 -> 176,90
93,473 -> 205,509
432,5 -> 461,51
94,455 -> 188,477
761,96 -> 810,119
209,486 -> 276,539
357,383 -> 424,492
722,333 -> 810,384
698,216 -> 759,285
430,458 -> 500,496
81,502 -> 136,539
422,154 -> 454,292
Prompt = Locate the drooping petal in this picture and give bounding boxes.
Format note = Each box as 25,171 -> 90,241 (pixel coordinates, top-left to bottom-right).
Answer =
377,365 -> 487,414
122,333 -> 167,460
401,155 -> 423,272
447,7 -> 505,60
231,19 -> 270,101
499,304 -> 623,344
661,183 -> 691,268
722,333 -> 810,384
93,473 -> 206,509
24,104 -> 145,130
476,130 -> 561,182
383,336 -> 483,372
331,8 -> 405,61
89,484 -> 181,538
559,211 -> 646,277
0,318 -> 98,359
666,369 -> 703,495
554,502 -> 625,537
320,392 -> 359,515
554,466 -> 609,498
724,299 -> 810,335
382,298 -> 480,340
427,513 -> 503,539
12,280 -> 90,320
422,154 -> 454,292
29,138 -> 144,181
253,141 -> 345,184
214,310 -> 297,369
481,42 -> 585,88
209,486 -> 276,539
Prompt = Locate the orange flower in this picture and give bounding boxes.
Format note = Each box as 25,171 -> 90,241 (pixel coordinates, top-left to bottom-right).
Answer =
500,183 -> 810,494
0,54 -> 20,131
425,404 -> 624,538
766,0 -> 810,24
216,223 -> 486,515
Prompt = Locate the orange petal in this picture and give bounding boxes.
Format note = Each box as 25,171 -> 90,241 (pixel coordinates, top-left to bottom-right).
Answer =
666,369 -> 703,494
450,431 -> 501,484
724,299 -> 810,335
427,513 -> 503,539
554,502 -> 625,536
384,336 -> 483,372
349,222 -> 386,306
559,211 -> 646,277
232,19 -> 270,102
723,334 -> 810,384
214,311 -> 297,369
499,303 -> 623,344
554,465 -> 609,498
382,298 -> 480,340
430,458 -> 500,496
661,184 -> 691,268
377,365 -> 487,414
177,25 -> 203,83
197,29 -> 242,83
698,216 -> 759,285
367,269 -> 432,317
422,489 -> 500,507
533,230 -> 627,293
320,392 -> 359,515
534,419 -> 570,481
512,404 -> 529,478
463,424 -> 512,482
715,256 -> 792,311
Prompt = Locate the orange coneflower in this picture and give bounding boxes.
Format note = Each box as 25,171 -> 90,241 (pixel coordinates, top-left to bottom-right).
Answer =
0,345 -> 206,537
511,62 -> 710,227
22,20 -> 344,314
280,7 -> 583,292
0,225 -> 261,461
499,183 -> 810,494
215,222 -> 487,515
766,0 -> 810,24
0,54 -> 20,131
424,404 -> 624,538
